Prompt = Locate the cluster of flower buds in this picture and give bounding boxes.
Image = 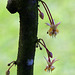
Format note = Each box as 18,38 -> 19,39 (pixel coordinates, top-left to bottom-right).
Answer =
36,38 -> 58,72
38,0 -> 61,37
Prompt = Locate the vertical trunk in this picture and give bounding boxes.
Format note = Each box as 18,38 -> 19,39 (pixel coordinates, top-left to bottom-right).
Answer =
17,0 -> 38,75
6,0 -> 38,75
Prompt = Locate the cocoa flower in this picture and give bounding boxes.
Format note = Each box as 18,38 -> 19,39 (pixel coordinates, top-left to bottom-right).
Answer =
38,8 -> 44,19
45,22 -> 61,37
44,56 -> 58,72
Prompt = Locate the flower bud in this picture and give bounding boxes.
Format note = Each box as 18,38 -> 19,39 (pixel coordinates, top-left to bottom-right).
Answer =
39,12 -> 44,19
48,51 -> 53,58
8,63 -> 10,66
46,49 -> 53,58
40,47 -> 42,50
36,44 -> 38,48
6,70 -> 10,75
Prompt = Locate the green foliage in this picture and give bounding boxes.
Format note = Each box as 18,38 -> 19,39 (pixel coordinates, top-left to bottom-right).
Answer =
0,0 -> 75,75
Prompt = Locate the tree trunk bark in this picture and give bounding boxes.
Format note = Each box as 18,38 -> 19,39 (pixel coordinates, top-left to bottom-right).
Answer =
6,0 -> 38,75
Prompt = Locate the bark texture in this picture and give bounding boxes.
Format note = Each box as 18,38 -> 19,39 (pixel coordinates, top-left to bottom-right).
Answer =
6,0 -> 38,75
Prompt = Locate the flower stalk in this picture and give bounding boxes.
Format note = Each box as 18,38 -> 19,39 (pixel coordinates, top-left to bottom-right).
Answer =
6,61 -> 16,75
40,0 -> 61,37
37,38 -> 53,58
41,0 -> 54,24
38,8 -> 44,19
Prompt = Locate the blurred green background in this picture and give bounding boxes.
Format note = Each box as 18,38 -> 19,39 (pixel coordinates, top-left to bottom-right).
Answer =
0,0 -> 75,75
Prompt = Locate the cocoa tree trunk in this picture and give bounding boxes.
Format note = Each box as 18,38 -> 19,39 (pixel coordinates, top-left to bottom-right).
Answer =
6,0 -> 38,75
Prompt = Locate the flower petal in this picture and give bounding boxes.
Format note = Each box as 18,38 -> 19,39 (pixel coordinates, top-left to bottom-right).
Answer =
56,22 -> 61,27
51,58 -> 59,64
45,23 -> 51,27
51,66 -> 55,72
44,56 -> 50,65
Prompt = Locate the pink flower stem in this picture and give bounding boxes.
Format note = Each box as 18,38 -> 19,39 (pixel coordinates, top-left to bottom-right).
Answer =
39,39 -> 50,54
41,1 -> 54,25
39,38 -> 46,46
38,8 -> 41,13
38,38 -> 53,58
